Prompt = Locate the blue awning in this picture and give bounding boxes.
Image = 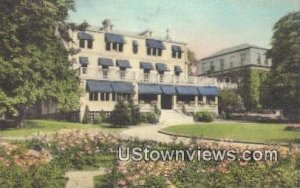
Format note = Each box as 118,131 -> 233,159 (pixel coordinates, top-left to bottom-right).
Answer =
140,62 -> 154,70
116,60 -> 132,68
161,85 -> 176,95
78,32 -> 94,40
79,57 -> 89,65
156,63 -> 168,72
174,66 -> 183,73
171,45 -> 182,52
98,58 -> 113,66
138,84 -> 162,95
176,86 -> 199,96
86,80 -> 113,92
146,39 -> 165,49
111,82 -> 134,94
198,86 -> 219,96
105,33 -> 125,43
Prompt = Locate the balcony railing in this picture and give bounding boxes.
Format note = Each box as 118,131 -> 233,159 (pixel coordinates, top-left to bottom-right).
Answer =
79,67 -> 223,86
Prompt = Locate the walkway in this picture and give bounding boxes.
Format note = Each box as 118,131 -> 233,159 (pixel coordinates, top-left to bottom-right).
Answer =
65,168 -> 106,188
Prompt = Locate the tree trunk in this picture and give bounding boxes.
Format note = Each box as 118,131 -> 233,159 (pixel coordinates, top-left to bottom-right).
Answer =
15,107 -> 27,128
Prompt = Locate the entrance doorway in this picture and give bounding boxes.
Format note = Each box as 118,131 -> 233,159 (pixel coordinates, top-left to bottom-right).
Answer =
161,95 -> 172,109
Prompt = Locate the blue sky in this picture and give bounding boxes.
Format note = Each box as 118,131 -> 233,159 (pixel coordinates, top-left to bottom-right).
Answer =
69,0 -> 300,58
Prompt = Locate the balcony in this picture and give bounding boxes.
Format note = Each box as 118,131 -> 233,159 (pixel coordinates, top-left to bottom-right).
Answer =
79,67 -> 220,86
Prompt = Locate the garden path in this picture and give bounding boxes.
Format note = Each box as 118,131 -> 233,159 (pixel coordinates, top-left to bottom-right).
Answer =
65,168 -> 106,188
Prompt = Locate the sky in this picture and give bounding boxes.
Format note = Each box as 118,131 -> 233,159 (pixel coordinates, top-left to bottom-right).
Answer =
69,0 -> 300,59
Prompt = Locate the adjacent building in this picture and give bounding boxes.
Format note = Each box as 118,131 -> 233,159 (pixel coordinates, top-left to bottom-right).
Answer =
197,44 -> 272,85
41,19 -> 219,122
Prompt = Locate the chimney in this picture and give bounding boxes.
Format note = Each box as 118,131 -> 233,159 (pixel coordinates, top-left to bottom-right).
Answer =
101,19 -> 113,31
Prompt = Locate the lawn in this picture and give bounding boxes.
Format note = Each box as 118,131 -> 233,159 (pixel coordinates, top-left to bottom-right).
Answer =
0,119 -> 122,137
162,122 -> 300,144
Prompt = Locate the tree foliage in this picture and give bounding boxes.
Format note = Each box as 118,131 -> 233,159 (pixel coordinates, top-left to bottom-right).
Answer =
0,0 -> 82,126
218,90 -> 245,113
264,11 -> 300,119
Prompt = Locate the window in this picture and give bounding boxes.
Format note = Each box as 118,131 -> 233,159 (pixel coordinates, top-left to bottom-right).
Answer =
158,49 -> 162,56
172,51 -> 182,59
178,52 -> 182,59
87,40 -> 93,49
220,59 -> 224,71
99,93 -> 110,101
172,51 -> 176,58
112,93 -> 116,101
147,47 -> 151,55
112,43 -> 117,51
178,95 -> 195,105
133,44 -> 138,54
147,47 -> 162,56
240,53 -> 246,66
206,96 -> 216,105
257,53 -> 261,64
106,42 -> 123,52
106,42 -> 111,51
119,44 -> 123,52
79,39 -> 85,48
89,92 -> 98,101
210,61 -> 215,72
139,94 -> 157,103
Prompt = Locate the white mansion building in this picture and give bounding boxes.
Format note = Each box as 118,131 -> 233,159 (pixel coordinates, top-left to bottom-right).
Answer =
197,44 -> 272,84
41,20 -> 219,121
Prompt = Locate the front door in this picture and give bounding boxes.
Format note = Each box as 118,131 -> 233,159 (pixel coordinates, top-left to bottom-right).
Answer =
161,95 -> 172,109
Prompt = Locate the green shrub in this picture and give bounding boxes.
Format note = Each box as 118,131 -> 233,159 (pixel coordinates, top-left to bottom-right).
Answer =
140,112 -> 159,124
93,115 -> 102,125
194,111 -> 214,122
128,98 -> 142,125
109,100 -> 132,127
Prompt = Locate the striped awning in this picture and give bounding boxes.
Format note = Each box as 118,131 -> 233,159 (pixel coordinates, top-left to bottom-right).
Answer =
98,58 -> 113,66
174,66 -> 183,73
176,86 -> 199,96
116,60 -> 132,68
140,62 -> 154,70
79,57 -> 89,65
138,84 -> 162,94
155,63 -> 168,72
78,32 -> 94,40
86,80 -> 113,92
198,86 -> 219,96
111,82 -> 134,94
146,39 -> 165,49
171,45 -> 182,52
161,85 -> 176,95
105,33 -> 125,43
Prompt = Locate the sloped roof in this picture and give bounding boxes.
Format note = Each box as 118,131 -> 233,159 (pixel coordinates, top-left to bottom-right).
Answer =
201,44 -> 268,60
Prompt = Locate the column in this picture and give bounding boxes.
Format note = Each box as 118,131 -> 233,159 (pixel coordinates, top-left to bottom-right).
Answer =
203,96 -> 207,106
157,94 -> 161,109
215,96 -> 219,115
195,96 -> 198,112
172,95 -> 177,110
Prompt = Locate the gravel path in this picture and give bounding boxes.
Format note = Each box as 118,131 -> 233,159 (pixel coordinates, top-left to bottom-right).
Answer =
65,168 -> 106,188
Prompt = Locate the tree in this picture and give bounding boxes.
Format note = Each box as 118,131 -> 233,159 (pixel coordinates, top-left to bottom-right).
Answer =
187,48 -> 198,75
109,99 -> 132,127
265,11 -> 300,119
218,90 -> 245,114
0,0 -> 82,127
238,69 -> 261,111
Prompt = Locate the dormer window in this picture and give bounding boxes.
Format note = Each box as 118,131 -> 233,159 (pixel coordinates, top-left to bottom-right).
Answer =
105,33 -> 125,52
78,32 -> 94,49
171,45 -> 183,59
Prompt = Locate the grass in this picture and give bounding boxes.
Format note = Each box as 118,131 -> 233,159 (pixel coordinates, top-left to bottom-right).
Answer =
94,175 -> 111,188
162,122 -> 300,144
0,119 -> 123,137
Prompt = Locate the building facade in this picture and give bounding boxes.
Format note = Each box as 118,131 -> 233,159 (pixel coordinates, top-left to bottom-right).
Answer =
197,44 -> 272,85
41,20 -> 219,121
